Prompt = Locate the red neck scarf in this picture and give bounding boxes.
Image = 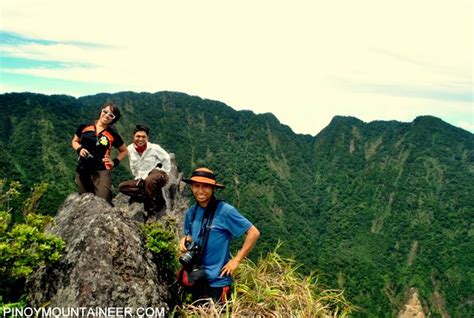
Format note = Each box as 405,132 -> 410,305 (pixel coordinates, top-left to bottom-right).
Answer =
134,142 -> 147,154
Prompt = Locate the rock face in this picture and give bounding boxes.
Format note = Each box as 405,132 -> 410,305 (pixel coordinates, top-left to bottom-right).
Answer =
28,193 -> 169,309
27,155 -> 190,310
398,288 -> 426,318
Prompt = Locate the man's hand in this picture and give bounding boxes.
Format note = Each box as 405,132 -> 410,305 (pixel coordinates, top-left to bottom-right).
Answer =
220,225 -> 260,277
179,236 -> 192,253
220,258 -> 241,277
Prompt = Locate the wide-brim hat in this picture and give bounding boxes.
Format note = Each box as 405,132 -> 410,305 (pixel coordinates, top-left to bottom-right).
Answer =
182,167 -> 225,188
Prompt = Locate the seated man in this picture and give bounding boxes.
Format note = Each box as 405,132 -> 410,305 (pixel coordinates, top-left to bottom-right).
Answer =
119,125 -> 171,216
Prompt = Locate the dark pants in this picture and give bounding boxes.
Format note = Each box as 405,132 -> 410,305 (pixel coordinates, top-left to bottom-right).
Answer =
191,283 -> 231,303
119,169 -> 168,214
75,170 -> 112,203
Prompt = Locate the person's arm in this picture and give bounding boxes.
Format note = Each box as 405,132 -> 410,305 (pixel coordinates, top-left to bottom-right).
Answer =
103,144 -> 128,168
116,144 -> 128,162
129,150 -> 140,178
154,144 -> 171,173
220,225 -> 260,277
179,208 -> 193,253
160,151 -> 171,173
71,135 -> 90,157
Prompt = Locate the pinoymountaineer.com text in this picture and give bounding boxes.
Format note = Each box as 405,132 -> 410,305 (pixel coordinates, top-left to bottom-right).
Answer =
1,307 -> 166,318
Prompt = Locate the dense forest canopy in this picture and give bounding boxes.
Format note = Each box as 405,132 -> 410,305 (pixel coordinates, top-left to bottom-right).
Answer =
0,92 -> 472,317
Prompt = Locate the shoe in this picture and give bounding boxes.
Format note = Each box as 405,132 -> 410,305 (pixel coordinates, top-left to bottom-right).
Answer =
128,195 -> 144,205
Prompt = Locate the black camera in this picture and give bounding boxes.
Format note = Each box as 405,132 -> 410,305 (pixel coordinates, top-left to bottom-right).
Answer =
179,241 -> 201,268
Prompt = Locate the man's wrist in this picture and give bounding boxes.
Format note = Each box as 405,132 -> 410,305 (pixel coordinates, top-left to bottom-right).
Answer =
76,146 -> 83,154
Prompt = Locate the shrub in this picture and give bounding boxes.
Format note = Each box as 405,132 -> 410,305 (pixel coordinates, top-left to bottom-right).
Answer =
142,218 -> 179,281
0,180 -> 64,305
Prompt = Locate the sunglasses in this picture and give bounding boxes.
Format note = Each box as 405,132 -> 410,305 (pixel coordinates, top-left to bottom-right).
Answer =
101,109 -> 116,119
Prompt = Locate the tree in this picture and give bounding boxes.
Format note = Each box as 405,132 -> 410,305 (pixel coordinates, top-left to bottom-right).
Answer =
0,180 -> 64,308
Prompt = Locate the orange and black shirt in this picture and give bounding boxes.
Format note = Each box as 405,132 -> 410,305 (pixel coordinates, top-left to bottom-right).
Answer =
75,123 -> 124,171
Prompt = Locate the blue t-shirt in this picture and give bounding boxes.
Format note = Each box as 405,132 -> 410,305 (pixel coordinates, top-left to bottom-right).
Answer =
184,201 -> 252,287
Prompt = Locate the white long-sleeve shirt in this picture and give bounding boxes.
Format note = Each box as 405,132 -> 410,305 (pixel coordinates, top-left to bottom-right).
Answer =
127,142 -> 171,179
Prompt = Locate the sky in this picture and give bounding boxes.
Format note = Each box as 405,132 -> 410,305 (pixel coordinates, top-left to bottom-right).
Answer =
0,0 -> 472,136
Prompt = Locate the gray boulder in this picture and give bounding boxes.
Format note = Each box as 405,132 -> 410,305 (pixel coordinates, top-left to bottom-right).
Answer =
27,155 -> 190,311
28,193 -> 169,309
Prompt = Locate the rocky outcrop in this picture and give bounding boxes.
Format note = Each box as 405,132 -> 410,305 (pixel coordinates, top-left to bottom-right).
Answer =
27,155 -> 189,311
27,193 -> 169,309
398,288 -> 426,318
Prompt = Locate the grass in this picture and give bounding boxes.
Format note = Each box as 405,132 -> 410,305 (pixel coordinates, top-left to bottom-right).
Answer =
176,243 -> 356,317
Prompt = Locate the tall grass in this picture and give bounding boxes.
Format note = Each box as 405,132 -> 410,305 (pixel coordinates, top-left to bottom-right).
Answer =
177,244 -> 356,317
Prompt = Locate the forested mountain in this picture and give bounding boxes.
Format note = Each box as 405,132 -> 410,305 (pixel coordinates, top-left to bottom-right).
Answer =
1,91 -> 472,317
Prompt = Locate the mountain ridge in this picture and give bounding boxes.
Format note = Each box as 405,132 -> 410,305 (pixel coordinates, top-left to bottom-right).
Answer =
4,91 -> 471,136
1,91 -> 472,317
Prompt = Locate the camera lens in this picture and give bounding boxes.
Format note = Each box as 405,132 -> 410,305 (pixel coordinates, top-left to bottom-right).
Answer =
179,251 -> 194,266
179,242 -> 200,267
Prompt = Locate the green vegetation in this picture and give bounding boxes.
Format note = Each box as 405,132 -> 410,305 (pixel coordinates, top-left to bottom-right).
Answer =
0,180 -> 64,311
178,244 -> 355,317
142,218 -> 180,282
0,92 -> 472,316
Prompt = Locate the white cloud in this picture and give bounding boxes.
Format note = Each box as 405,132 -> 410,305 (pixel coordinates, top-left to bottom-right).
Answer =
1,0 -> 472,134
1,43 -> 100,64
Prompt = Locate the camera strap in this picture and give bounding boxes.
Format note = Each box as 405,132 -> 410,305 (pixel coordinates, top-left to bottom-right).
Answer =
188,197 -> 221,265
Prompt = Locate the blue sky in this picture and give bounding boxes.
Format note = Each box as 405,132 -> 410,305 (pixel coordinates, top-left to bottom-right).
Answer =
1,0 -> 472,135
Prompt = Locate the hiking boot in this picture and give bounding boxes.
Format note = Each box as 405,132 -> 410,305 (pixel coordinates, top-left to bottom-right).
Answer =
128,195 -> 144,205
155,196 -> 166,212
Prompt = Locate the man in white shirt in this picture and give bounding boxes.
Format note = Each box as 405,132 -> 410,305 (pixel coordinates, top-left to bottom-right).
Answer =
119,125 -> 171,217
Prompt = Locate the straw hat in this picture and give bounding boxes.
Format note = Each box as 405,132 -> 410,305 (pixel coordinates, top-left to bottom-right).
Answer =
182,167 -> 225,188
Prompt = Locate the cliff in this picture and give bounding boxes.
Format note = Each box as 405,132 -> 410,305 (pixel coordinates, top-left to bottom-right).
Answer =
26,155 -> 188,310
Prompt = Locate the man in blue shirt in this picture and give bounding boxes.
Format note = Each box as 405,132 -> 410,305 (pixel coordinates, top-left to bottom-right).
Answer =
179,167 -> 260,302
